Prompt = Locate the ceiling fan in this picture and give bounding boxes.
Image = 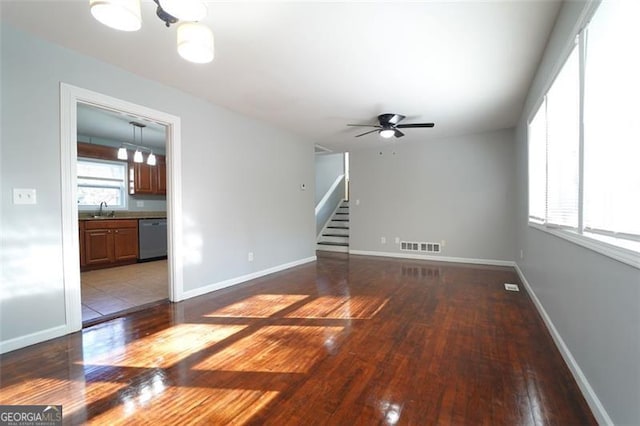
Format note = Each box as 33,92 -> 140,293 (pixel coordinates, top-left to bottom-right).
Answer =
348,113 -> 435,139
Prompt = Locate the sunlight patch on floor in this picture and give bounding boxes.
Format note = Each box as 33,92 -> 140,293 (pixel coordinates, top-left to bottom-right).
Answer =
86,387 -> 280,425
285,296 -> 389,320
193,325 -> 344,373
203,294 -> 309,318
81,323 -> 247,368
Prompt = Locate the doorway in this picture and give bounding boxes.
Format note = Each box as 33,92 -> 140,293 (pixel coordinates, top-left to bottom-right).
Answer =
76,103 -> 170,324
60,83 -> 184,335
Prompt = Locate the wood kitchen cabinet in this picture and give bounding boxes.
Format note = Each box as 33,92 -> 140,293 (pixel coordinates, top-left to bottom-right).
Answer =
81,219 -> 138,271
131,155 -> 166,195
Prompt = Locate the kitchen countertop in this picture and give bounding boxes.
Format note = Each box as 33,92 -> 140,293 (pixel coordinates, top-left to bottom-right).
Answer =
79,211 -> 167,221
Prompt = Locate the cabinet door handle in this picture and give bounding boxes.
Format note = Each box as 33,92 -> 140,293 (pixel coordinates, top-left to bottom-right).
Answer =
115,230 -> 118,233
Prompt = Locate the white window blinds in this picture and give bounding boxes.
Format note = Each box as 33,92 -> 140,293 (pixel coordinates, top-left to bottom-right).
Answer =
583,0 -> 640,238
545,45 -> 580,228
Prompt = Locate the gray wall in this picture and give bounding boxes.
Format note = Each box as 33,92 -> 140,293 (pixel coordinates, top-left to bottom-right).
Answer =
350,128 -> 516,262
514,1 -> 640,424
315,153 -> 344,205
0,25 -> 315,344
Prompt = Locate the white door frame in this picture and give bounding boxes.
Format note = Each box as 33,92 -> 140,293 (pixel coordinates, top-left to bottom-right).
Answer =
60,83 -> 184,333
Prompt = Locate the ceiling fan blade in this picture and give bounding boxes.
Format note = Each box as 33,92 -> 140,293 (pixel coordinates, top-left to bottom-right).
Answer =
355,129 -> 380,138
378,113 -> 406,126
347,124 -> 381,128
396,123 -> 435,128
394,129 -> 405,138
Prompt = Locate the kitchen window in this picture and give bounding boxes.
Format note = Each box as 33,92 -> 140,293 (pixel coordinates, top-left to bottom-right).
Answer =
77,158 -> 128,210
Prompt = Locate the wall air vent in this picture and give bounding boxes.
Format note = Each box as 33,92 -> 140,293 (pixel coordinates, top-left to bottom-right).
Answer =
401,241 -> 420,251
401,241 -> 441,253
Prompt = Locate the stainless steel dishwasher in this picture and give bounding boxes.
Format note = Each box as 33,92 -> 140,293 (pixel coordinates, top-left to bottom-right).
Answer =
138,219 -> 167,260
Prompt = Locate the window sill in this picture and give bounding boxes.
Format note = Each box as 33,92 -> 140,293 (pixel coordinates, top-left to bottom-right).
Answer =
528,222 -> 640,270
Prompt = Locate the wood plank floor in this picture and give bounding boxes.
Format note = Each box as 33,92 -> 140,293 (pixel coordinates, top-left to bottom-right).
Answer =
0,253 -> 595,425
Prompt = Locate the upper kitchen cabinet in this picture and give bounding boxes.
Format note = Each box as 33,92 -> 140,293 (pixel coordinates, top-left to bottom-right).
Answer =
131,156 -> 166,195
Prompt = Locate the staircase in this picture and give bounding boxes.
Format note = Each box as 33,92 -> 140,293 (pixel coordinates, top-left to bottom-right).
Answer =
317,200 -> 349,253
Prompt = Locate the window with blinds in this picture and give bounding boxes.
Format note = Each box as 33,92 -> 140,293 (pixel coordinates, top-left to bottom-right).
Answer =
527,0 -> 640,261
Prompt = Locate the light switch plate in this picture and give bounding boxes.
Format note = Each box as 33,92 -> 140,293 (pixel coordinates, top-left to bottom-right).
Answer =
13,188 -> 37,205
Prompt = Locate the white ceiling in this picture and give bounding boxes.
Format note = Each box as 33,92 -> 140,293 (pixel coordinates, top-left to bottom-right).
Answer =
1,1 -> 561,152
77,103 -> 167,150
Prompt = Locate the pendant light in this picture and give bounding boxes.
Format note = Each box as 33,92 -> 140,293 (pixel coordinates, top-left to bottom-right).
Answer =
117,146 -> 128,160
177,22 -> 214,64
159,0 -> 207,22
133,149 -> 144,163
146,152 -> 157,166
89,0 -> 142,32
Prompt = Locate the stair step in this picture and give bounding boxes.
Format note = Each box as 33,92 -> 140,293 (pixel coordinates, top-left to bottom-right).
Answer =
322,233 -> 349,237
318,241 -> 349,247
335,212 -> 348,215
327,226 -> 349,229
331,219 -> 349,222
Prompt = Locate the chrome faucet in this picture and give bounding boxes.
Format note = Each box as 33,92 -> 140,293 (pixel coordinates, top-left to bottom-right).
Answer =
98,201 -> 108,216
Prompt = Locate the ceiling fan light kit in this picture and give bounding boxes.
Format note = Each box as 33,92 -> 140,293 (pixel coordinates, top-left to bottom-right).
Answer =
89,0 -> 214,64
177,22 -> 215,64
348,113 -> 435,139
89,0 -> 141,32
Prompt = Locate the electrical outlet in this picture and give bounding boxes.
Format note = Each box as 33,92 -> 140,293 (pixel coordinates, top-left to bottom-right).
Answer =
395,237 -> 400,244
520,249 -> 524,260
136,200 -> 144,207
441,240 -> 446,247
248,252 -> 254,262
355,199 -> 360,206
381,237 -> 386,244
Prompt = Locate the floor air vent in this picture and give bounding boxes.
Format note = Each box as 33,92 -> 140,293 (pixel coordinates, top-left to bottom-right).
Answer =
504,283 -> 520,292
401,241 -> 441,253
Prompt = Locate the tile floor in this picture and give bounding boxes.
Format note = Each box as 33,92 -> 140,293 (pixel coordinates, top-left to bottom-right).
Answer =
81,260 -> 168,323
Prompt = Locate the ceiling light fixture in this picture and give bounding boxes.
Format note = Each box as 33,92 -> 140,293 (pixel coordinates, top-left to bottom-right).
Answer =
89,0 -> 214,64
177,22 -> 214,64
133,149 -> 144,163
121,121 -> 158,165
117,146 -> 128,160
89,0 -> 141,32
379,129 -> 395,139
146,152 -> 157,166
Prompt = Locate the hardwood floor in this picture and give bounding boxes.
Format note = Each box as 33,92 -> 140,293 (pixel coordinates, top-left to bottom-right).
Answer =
0,253 -> 595,425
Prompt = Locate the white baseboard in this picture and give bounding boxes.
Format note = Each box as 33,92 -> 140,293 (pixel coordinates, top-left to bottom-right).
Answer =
348,249 -> 514,267
514,264 -> 613,426
0,324 -> 69,355
181,256 -> 317,300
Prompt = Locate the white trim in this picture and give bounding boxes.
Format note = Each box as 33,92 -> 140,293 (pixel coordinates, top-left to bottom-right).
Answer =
514,263 -> 613,426
529,223 -> 640,269
315,174 -> 345,215
181,256 -> 316,300
348,250 -> 514,267
0,325 -> 68,355
60,83 -> 184,335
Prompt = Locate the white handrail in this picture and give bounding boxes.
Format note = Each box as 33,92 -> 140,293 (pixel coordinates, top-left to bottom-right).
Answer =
315,174 -> 345,216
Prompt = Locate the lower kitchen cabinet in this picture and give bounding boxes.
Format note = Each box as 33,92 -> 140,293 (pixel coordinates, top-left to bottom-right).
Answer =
81,219 -> 138,270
